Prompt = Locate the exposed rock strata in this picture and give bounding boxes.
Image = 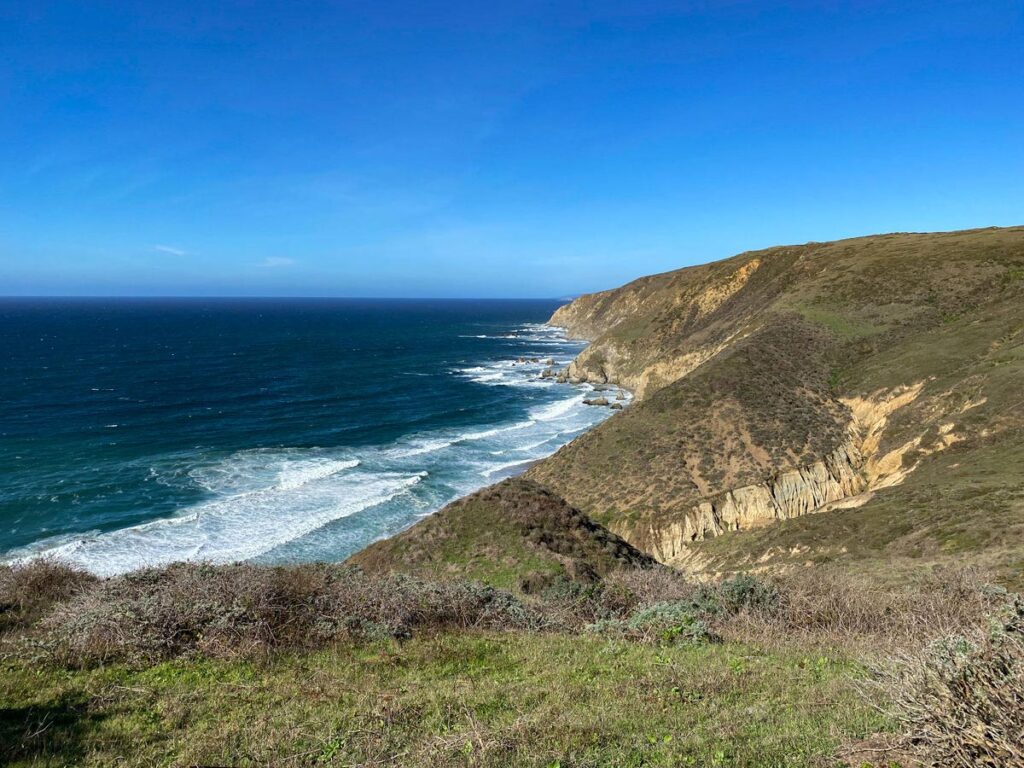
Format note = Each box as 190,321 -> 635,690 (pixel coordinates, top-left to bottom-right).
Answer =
613,440 -> 866,562
606,381 -> 973,566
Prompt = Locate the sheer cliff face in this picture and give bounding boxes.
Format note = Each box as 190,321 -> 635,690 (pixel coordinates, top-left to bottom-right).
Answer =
530,227 -> 1024,577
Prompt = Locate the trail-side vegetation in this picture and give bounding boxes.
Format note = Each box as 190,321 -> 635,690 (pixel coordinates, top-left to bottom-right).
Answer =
2,558 -> 1021,766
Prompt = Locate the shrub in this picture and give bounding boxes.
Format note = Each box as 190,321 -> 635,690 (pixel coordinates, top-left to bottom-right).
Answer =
599,566 -> 697,612
0,559 -> 97,632
626,601 -> 717,644
871,598 -> 1024,767
588,600 -> 717,645
38,563 -> 549,666
717,567 -> 1002,649
716,573 -> 780,615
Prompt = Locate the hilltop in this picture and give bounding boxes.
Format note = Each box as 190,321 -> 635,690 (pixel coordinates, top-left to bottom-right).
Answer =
349,477 -> 656,591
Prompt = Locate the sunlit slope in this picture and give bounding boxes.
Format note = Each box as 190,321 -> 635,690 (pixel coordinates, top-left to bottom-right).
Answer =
348,477 -> 656,591
528,226 -> 1024,583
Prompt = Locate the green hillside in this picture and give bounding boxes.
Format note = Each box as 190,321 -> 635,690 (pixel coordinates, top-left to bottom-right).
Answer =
528,226 -> 1024,586
5,227 -> 1023,767
349,477 -> 656,591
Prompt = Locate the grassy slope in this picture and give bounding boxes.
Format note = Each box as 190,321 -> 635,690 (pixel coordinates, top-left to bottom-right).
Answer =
348,477 -> 656,591
1,633 -> 883,768
529,227 -> 1024,584
692,283 -> 1024,587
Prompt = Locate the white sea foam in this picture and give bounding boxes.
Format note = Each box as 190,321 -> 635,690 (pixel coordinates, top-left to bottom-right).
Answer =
15,461 -> 424,577
455,359 -> 565,389
188,452 -> 360,495
389,420 -> 537,460
390,438 -> 455,458
6,320 -> 618,576
458,421 -> 535,442
275,459 -> 362,490
529,395 -> 583,422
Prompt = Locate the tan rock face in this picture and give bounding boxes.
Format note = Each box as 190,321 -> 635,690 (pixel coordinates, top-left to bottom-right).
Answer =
549,255 -> 768,400
608,380 -> 975,567
613,440 -> 867,563
692,258 -> 761,320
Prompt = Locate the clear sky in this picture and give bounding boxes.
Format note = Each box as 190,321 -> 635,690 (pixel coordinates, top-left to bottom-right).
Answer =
1,1 -> 1022,298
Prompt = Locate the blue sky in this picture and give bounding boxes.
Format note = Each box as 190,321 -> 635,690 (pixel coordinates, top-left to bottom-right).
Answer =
1,1 -> 1022,297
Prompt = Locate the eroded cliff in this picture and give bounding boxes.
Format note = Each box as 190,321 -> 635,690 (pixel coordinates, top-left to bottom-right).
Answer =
533,227 -> 1024,579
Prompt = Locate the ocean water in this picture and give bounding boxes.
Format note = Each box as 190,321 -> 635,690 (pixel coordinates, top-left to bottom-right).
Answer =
0,298 -> 623,576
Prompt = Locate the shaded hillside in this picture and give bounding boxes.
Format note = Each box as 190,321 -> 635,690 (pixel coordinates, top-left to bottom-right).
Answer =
348,477 -> 655,591
531,226 -> 1024,583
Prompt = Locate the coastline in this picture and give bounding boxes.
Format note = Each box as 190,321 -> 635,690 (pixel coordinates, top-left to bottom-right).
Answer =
341,315 -> 633,562
5,311 -> 624,577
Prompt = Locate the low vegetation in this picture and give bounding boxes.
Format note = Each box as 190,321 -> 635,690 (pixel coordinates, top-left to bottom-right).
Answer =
349,478 -> 656,592
5,227 -> 1024,765
2,558 -> 1021,766
29,561 -> 549,666
865,596 -> 1024,768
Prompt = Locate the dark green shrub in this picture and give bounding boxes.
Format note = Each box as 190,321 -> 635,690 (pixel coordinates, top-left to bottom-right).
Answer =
717,574 -> 781,615
627,601 -> 716,645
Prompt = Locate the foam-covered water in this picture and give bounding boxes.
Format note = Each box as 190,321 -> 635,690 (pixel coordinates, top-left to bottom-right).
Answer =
0,300 -> 626,576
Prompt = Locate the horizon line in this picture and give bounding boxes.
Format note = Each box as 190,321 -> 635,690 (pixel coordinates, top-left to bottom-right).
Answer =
0,295 -> 579,302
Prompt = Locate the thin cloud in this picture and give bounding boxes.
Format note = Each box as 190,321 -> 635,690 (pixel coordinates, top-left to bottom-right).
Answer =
153,244 -> 188,256
259,256 -> 296,268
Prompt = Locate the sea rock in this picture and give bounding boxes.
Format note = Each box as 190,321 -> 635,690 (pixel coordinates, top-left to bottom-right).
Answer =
542,358 -> 555,365
539,368 -> 555,379
582,397 -> 610,406
610,402 -> 623,410
616,390 -> 626,400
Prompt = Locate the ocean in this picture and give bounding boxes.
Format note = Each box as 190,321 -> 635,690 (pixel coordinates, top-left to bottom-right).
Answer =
0,298 -> 620,576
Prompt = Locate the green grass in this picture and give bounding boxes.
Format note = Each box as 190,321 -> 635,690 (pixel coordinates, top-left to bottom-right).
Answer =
0,632 -> 886,767
349,478 -> 653,592
791,304 -> 883,340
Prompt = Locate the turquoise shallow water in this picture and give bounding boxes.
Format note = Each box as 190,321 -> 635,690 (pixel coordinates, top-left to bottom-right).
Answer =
0,298 -> 619,575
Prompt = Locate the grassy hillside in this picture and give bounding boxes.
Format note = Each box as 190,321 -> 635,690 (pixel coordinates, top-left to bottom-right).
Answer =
349,477 -> 656,591
529,227 -> 1024,584
5,227 -> 1024,767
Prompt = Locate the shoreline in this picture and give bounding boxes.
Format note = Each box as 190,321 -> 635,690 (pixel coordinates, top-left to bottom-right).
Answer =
5,315 -> 623,577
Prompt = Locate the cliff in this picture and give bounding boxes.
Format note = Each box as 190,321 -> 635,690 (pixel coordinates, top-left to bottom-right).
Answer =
532,227 -> 1024,582
353,226 -> 1024,587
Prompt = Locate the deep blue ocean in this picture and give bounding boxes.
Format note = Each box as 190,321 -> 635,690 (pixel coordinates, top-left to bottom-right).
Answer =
0,298 -> 619,576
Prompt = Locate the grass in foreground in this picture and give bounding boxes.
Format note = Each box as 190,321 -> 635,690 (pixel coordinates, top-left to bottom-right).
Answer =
1,632 -> 884,768
3,560 -> 1020,767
